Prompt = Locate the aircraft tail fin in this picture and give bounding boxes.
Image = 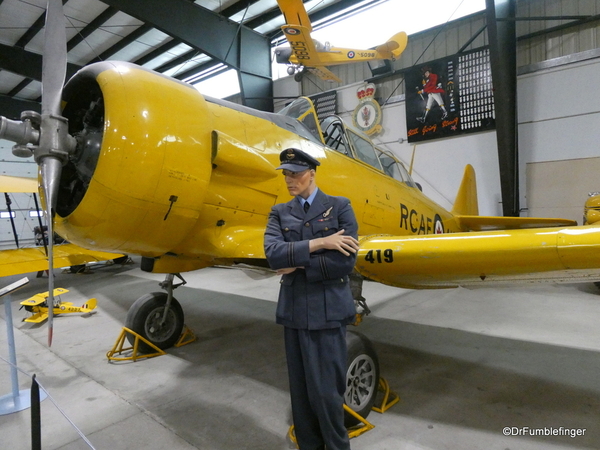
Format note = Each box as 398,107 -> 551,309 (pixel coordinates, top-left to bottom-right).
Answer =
81,298 -> 97,312
376,31 -> 408,59
452,164 -> 479,216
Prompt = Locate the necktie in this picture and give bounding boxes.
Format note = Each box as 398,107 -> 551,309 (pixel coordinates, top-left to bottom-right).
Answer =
303,201 -> 310,213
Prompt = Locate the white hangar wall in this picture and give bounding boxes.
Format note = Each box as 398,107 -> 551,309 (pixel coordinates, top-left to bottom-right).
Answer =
519,55 -> 600,223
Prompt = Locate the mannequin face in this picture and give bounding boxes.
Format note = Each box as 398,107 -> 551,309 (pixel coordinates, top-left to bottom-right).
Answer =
283,169 -> 316,199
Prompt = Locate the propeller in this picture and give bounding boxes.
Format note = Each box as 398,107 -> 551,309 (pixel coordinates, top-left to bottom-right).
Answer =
0,0 -> 76,346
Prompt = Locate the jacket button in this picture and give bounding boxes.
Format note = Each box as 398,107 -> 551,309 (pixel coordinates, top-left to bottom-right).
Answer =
305,222 -> 310,227
284,227 -> 289,231
325,227 -> 329,231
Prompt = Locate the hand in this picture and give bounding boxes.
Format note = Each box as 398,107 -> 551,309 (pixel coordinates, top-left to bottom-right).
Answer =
277,267 -> 298,275
311,230 -> 360,256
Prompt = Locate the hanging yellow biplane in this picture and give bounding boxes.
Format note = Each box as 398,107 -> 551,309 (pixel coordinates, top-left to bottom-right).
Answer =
274,0 -> 408,82
3,0 -> 600,422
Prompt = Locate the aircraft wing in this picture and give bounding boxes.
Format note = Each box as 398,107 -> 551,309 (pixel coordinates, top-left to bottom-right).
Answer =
0,175 -> 38,193
451,215 -> 577,231
355,225 -> 600,289
277,0 -> 312,29
0,243 -> 124,278
308,66 -> 342,82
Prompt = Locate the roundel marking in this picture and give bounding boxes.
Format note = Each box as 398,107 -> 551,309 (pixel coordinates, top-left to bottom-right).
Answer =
284,27 -> 300,35
347,51 -> 356,58
434,215 -> 444,234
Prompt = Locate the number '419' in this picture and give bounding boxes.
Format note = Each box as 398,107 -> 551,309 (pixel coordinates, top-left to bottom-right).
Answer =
364,249 -> 393,263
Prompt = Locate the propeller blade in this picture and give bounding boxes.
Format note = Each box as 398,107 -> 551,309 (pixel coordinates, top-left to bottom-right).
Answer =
42,0 -> 68,117
39,0 -> 70,346
40,157 -> 62,347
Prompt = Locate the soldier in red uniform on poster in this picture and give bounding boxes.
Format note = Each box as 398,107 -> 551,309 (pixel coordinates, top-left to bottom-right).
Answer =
416,66 -> 448,123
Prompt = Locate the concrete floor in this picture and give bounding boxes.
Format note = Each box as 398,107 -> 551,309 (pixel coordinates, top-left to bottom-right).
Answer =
1,258 -> 600,450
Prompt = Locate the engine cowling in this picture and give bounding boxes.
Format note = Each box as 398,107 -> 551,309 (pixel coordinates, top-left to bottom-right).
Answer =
56,62 -> 213,257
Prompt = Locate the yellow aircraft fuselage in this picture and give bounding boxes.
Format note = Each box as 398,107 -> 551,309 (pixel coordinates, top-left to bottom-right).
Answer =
54,62 -> 599,291
55,62 -> 451,275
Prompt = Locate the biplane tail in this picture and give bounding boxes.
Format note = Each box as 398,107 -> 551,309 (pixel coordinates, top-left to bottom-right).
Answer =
81,298 -> 97,313
375,31 -> 408,60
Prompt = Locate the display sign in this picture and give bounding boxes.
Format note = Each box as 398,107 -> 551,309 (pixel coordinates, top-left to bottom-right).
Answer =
405,48 -> 495,143
352,83 -> 383,136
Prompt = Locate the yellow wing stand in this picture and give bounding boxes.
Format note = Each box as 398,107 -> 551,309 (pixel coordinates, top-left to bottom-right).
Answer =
106,326 -> 196,362
20,288 -> 97,323
287,378 -> 400,446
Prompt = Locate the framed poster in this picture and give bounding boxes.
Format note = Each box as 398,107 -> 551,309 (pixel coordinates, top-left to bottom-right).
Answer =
406,48 -> 495,143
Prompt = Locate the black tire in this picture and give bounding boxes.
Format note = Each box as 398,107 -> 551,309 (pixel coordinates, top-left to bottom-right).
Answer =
125,292 -> 184,353
294,72 -> 303,82
344,331 -> 380,427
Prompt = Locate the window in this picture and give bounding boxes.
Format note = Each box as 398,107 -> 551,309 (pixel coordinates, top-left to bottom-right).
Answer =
1,211 -> 16,219
376,149 -> 418,188
322,116 -> 350,157
347,131 -> 382,171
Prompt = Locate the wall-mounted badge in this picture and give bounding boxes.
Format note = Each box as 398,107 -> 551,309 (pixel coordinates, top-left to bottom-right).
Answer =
352,83 -> 383,136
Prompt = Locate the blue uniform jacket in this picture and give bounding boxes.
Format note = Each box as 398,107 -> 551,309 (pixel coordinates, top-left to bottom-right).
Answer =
264,189 -> 358,330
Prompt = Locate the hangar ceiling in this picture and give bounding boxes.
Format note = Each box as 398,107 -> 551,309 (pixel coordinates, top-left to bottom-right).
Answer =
0,0 -> 380,116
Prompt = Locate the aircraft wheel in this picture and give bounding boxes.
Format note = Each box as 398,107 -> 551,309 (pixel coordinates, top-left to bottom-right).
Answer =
294,72 -> 303,82
344,330 -> 380,427
125,292 -> 184,353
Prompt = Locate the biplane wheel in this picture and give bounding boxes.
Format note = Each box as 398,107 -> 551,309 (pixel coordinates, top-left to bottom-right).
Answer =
294,72 -> 303,82
344,331 -> 380,427
125,292 -> 184,353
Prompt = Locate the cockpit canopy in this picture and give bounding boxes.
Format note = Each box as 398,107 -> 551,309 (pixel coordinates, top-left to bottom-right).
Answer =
278,97 -> 418,188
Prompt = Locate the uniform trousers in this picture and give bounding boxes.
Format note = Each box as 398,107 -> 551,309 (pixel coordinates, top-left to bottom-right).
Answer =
284,326 -> 350,450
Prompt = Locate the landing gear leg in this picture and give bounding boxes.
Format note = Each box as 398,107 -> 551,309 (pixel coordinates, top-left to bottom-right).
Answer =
125,273 -> 186,353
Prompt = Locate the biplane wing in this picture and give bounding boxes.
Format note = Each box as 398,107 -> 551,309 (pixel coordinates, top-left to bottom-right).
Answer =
0,243 -> 123,278
308,66 -> 342,82
0,175 -> 38,193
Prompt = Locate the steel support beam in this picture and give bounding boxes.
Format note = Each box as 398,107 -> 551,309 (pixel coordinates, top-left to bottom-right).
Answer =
0,95 -> 40,120
100,0 -> 272,111
486,0 -> 518,217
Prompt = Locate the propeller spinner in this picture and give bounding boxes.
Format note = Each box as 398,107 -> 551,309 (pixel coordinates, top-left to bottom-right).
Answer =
0,0 -> 76,346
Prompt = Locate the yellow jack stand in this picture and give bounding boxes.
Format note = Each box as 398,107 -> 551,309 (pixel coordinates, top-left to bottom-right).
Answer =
287,404 -> 375,448
175,325 -> 196,347
106,325 -> 197,362
372,377 -> 400,414
286,377 -> 399,447
106,327 -> 166,362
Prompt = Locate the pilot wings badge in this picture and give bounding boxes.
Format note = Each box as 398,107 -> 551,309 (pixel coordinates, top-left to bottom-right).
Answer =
323,206 -> 333,218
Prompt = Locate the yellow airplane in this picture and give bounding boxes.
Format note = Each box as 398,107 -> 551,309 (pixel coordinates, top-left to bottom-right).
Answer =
2,0 -> 600,423
20,288 -> 97,324
274,0 -> 408,82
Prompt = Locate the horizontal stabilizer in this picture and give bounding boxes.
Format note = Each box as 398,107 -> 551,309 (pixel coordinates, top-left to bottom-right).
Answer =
453,215 -> 577,231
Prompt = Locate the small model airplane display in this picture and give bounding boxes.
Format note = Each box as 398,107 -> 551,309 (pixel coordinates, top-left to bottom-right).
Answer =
274,0 -> 408,81
20,288 -> 97,324
2,0 -> 600,423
